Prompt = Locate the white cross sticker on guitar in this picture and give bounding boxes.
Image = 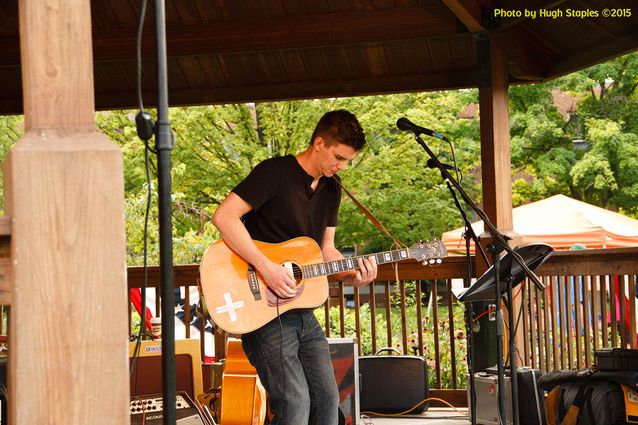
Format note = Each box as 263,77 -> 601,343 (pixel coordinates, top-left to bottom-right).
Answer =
215,293 -> 245,322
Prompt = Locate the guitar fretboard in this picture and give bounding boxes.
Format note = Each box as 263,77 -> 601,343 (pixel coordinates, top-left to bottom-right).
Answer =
302,248 -> 410,278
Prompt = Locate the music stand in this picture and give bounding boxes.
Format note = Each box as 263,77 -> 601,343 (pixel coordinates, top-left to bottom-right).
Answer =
459,243 -> 553,425
458,243 -> 554,302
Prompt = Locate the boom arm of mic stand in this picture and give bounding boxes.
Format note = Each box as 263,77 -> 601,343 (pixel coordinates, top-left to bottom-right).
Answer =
412,134 -> 545,290
444,179 -> 490,267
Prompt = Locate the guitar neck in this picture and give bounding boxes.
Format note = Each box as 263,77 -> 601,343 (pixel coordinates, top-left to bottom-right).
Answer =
302,248 -> 410,278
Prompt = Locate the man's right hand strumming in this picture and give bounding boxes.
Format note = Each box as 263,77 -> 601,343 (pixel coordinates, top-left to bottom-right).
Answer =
259,259 -> 298,299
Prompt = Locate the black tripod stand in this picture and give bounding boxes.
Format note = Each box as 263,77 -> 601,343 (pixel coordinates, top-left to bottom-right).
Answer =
439,167 -> 490,425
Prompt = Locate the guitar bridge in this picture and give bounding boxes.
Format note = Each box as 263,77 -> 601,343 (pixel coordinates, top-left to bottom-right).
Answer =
247,264 -> 262,301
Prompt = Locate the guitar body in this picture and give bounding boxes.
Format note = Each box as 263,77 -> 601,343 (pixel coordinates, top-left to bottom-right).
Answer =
200,237 -> 329,334
221,339 -> 267,425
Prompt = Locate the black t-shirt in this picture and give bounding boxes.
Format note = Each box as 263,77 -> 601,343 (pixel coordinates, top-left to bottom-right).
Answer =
232,155 -> 341,246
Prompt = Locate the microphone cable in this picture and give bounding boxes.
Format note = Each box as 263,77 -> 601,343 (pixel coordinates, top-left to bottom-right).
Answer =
445,137 -> 462,183
130,0 -> 155,395
276,299 -> 287,422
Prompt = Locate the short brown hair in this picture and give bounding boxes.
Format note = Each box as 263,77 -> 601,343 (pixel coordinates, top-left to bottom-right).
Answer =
310,110 -> 366,151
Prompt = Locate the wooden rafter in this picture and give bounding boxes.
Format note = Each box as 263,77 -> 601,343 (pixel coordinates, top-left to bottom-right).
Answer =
441,0 -> 484,32
550,29 -> 638,78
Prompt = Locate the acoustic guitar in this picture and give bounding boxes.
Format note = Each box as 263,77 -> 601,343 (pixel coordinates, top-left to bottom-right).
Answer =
220,338 -> 267,425
200,236 -> 446,334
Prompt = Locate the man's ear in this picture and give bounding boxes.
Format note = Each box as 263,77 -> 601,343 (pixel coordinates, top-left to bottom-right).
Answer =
313,136 -> 325,151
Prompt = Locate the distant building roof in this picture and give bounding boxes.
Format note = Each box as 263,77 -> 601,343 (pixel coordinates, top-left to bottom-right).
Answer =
457,103 -> 478,119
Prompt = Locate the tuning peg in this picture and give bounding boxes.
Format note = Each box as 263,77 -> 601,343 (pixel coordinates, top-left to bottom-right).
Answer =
422,258 -> 443,266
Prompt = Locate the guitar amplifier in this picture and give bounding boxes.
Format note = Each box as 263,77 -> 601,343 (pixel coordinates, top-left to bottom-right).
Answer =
130,391 -> 206,424
359,348 -> 428,414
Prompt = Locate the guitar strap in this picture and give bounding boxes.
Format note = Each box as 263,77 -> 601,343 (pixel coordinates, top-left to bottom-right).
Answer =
334,178 -> 406,249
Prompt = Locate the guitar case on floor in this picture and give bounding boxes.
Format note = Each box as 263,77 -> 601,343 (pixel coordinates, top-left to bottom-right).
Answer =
358,347 -> 429,414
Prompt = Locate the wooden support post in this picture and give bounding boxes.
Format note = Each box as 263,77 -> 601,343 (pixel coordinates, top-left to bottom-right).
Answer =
477,37 -> 521,271
3,0 -> 129,423
476,36 -> 525,364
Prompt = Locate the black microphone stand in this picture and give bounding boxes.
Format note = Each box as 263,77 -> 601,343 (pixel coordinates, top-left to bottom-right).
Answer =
152,1 -> 177,424
441,177 -> 490,425
409,131 -> 545,425
487,243 -> 509,425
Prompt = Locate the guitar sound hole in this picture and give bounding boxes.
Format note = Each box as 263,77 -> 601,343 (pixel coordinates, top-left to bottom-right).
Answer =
291,263 -> 303,285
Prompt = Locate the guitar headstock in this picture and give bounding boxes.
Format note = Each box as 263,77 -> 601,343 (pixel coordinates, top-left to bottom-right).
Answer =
408,239 -> 446,265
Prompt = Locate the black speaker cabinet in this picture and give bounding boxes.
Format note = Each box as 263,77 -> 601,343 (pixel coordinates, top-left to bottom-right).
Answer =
359,349 -> 428,414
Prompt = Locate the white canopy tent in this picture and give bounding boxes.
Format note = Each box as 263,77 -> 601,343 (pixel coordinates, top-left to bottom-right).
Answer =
442,194 -> 638,254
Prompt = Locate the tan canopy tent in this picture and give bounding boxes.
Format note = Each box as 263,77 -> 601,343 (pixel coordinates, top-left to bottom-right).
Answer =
442,194 -> 638,254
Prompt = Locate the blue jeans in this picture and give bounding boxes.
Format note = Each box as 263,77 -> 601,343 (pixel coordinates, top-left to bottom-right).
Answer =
242,309 -> 339,425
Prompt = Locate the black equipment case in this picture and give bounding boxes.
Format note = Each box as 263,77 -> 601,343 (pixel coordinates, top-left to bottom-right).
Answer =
596,348 -> 638,371
358,347 -> 429,414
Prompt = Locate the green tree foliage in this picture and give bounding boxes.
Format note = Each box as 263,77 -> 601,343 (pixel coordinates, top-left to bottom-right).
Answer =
508,80 -> 583,206
570,118 -> 638,212
95,94 -> 481,259
509,51 -> 638,214
0,116 -> 24,213
1,51 -> 636,262
570,52 -> 638,214
335,92 -> 481,252
578,52 -> 638,132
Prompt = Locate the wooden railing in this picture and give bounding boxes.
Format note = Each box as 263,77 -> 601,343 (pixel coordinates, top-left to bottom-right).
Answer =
127,247 -> 638,407
521,248 -> 637,371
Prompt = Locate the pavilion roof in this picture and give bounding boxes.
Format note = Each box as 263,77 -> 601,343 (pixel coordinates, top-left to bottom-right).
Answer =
0,0 -> 636,113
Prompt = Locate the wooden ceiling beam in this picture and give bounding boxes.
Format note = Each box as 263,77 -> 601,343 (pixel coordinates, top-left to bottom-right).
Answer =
548,30 -> 638,79
441,0 -> 484,32
92,69 -> 478,111
0,5 -> 457,66
492,28 -> 554,80
0,69 -> 532,114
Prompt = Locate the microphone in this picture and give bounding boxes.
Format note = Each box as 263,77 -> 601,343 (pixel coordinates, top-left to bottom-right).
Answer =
396,118 -> 449,142
426,158 -> 457,171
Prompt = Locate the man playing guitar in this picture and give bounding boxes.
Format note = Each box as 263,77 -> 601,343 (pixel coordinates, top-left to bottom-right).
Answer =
211,109 -> 377,425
